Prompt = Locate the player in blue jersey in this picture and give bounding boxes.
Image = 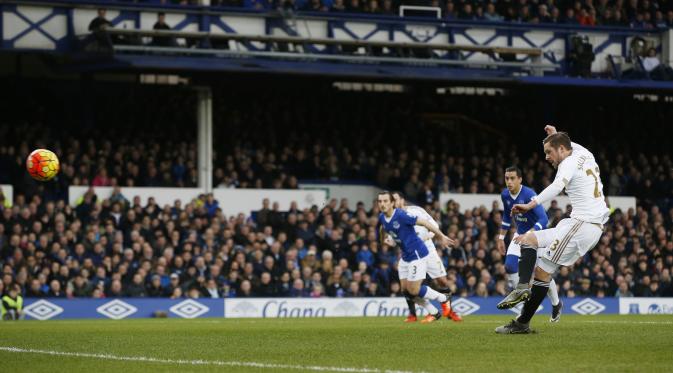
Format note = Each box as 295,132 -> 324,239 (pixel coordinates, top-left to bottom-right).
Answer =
388,191 -> 463,323
496,166 -> 562,322
377,191 -> 456,323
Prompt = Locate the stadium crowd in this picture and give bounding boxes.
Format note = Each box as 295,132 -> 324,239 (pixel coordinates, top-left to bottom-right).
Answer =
2,89 -> 673,301
93,0 -> 673,29
0,183 -> 671,300
3,92 -> 672,207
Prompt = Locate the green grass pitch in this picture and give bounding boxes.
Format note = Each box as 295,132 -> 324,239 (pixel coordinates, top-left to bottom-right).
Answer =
1,315 -> 672,372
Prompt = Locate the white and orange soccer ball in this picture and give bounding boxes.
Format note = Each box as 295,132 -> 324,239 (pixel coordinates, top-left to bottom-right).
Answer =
26,149 -> 60,181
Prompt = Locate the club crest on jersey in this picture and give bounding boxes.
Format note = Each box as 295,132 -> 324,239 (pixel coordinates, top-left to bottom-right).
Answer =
393,221 -> 400,229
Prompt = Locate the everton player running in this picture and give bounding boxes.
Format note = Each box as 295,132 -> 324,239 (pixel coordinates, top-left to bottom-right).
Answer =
388,191 -> 462,323
377,191 -> 456,323
496,167 -> 563,323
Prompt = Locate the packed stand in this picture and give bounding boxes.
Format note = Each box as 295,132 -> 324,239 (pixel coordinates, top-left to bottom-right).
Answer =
0,84 -> 199,196
94,0 -> 673,29
1,183 -> 672,300
210,91 -> 673,210
3,90 -> 673,208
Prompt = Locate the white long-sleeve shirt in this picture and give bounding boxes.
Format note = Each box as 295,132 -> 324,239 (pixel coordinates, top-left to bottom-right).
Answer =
533,142 -> 610,224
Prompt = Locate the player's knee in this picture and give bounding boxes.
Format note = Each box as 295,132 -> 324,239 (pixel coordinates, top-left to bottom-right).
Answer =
504,255 -> 519,274
520,232 -> 539,248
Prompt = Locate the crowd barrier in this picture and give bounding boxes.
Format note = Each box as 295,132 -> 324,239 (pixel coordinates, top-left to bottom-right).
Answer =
19,297 -> 673,320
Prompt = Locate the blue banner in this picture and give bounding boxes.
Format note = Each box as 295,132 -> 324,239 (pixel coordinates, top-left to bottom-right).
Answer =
19,296 -> 633,320
449,297 -> 618,316
22,298 -> 224,320
224,297 -> 621,318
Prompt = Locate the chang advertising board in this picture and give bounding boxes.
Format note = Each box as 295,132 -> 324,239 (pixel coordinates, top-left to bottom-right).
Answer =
224,298 -> 427,318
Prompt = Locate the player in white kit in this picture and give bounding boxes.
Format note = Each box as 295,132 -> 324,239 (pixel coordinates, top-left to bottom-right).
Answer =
496,125 -> 610,334
390,192 -> 462,323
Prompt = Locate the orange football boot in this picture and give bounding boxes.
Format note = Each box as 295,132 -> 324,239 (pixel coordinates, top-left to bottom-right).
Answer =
420,314 -> 440,324
447,309 -> 463,322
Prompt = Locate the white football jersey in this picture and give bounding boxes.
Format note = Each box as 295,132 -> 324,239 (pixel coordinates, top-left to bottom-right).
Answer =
554,142 -> 610,224
405,205 -> 439,239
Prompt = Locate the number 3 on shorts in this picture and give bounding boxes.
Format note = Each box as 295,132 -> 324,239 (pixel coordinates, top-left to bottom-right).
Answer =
412,266 -> 417,276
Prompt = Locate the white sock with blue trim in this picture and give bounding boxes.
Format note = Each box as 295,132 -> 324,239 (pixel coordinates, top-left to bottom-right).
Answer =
419,285 -> 448,303
415,298 -> 438,315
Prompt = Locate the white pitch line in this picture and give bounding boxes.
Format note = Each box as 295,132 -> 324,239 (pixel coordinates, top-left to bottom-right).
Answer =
0,346 -> 419,373
574,320 -> 673,325
466,319 -> 673,325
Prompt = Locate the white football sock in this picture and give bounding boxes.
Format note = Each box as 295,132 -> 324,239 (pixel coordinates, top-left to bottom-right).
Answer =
422,286 -> 448,303
507,273 -> 520,291
548,278 -> 560,306
415,298 -> 438,315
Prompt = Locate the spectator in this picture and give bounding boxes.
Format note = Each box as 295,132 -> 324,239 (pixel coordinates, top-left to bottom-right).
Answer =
125,274 -> 147,297
1,284 -> 23,320
152,13 -> 177,47
87,8 -> 114,48
331,0 -> 347,11
303,0 -> 328,11
346,0 -> 360,12
484,3 -> 504,21
147,275 -> 164,297
615,282 -> 634,297
641,47 -> 673,80
88,8 -> 112,32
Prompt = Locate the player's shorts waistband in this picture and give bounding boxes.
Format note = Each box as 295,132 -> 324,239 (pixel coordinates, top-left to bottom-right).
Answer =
571,218 -> 604,231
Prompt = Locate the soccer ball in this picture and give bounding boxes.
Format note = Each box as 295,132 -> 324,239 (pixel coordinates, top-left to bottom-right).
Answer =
26,149 -> 60,181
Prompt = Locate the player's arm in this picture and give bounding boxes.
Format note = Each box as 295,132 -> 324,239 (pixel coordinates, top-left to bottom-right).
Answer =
416,218 -> 456,248
511,180 -> 562,215
377,222 -> 396,247
497,195 -> 511,253
377,223 -> 385,247
420,210 -> 438,241
532,202 -> 548,230
512,163 -> 573,215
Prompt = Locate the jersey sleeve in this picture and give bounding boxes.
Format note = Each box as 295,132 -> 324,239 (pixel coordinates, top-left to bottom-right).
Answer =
571,142 -> 590,156
533,160 -> 574,205
501,193 -> 512,231
421,209 -> 439,229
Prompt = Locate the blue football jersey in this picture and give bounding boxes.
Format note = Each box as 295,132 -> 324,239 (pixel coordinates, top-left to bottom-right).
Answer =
501,185 -> 549,234
379,208 -> 429,262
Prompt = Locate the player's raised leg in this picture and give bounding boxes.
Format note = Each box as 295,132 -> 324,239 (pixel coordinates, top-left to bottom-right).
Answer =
497,231 -> 541,309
